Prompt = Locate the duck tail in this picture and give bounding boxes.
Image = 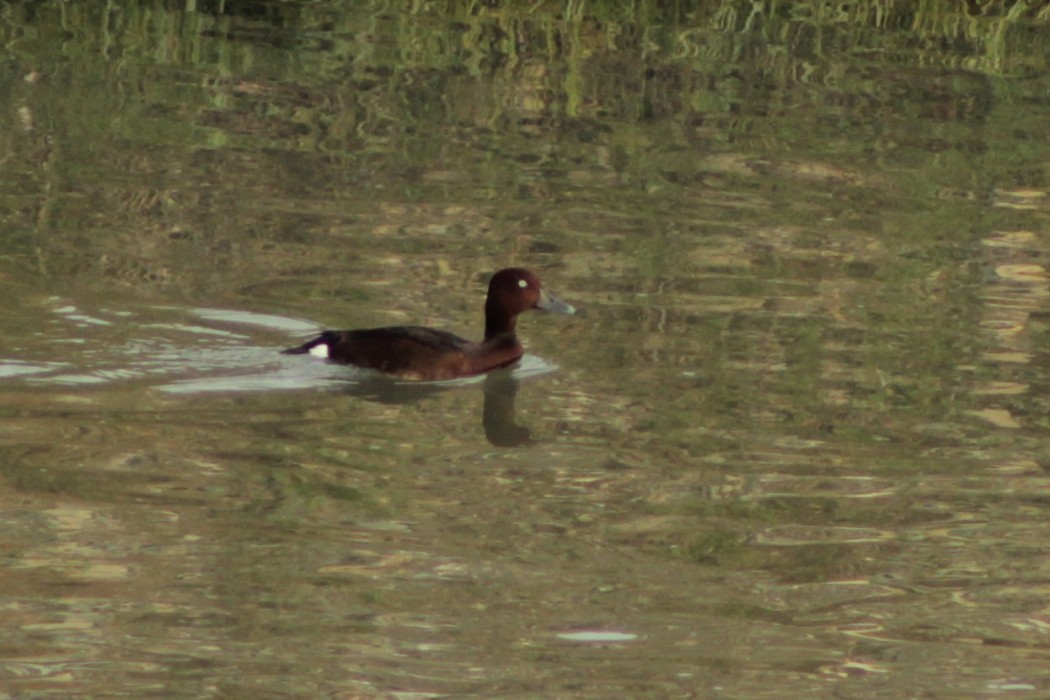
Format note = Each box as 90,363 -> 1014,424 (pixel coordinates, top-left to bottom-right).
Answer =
281,331 -> 333,356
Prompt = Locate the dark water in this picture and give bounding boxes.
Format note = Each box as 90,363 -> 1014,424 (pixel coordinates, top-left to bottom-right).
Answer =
2,2 -> 1049,697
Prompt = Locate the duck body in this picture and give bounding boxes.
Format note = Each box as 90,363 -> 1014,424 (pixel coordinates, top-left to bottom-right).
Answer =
285,326 -> 524,381
282,268 -> 575,381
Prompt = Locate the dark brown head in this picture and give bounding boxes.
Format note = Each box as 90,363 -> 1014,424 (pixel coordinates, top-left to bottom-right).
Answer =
484,268 -> 575,339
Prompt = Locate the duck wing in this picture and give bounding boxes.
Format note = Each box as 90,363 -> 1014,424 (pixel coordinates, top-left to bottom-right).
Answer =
283,327 -> 476,379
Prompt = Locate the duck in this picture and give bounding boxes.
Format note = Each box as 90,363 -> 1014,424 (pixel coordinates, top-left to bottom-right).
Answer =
282,268 -> 575,381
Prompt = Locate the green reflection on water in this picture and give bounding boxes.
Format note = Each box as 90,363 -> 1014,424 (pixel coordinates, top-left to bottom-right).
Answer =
1,1 -> 1049,698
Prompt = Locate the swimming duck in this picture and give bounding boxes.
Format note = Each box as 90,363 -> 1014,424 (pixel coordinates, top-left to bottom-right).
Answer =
282,268 -> 575,380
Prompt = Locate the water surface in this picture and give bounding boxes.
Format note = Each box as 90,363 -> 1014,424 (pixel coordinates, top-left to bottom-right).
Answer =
1,2 -> 1049,698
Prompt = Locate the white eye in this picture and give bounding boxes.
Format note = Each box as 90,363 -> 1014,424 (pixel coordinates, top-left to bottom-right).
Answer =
518,279 -> 528,288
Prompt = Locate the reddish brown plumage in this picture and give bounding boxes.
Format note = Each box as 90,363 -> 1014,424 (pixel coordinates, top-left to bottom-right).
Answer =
282,268 -> 575,381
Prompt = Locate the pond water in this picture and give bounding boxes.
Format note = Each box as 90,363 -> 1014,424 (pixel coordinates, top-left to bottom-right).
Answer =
1,2 -> 1049,698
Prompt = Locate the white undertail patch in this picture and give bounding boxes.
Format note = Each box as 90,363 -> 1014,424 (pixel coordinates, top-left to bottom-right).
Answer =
308,343 -> 330,359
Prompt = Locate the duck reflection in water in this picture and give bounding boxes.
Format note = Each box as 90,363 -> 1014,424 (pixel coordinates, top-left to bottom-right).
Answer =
343,370 -> 531,447
283,267 -> 576,445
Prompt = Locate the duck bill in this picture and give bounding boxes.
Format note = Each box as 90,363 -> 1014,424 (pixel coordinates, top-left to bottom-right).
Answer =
536,288 -> 576,315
